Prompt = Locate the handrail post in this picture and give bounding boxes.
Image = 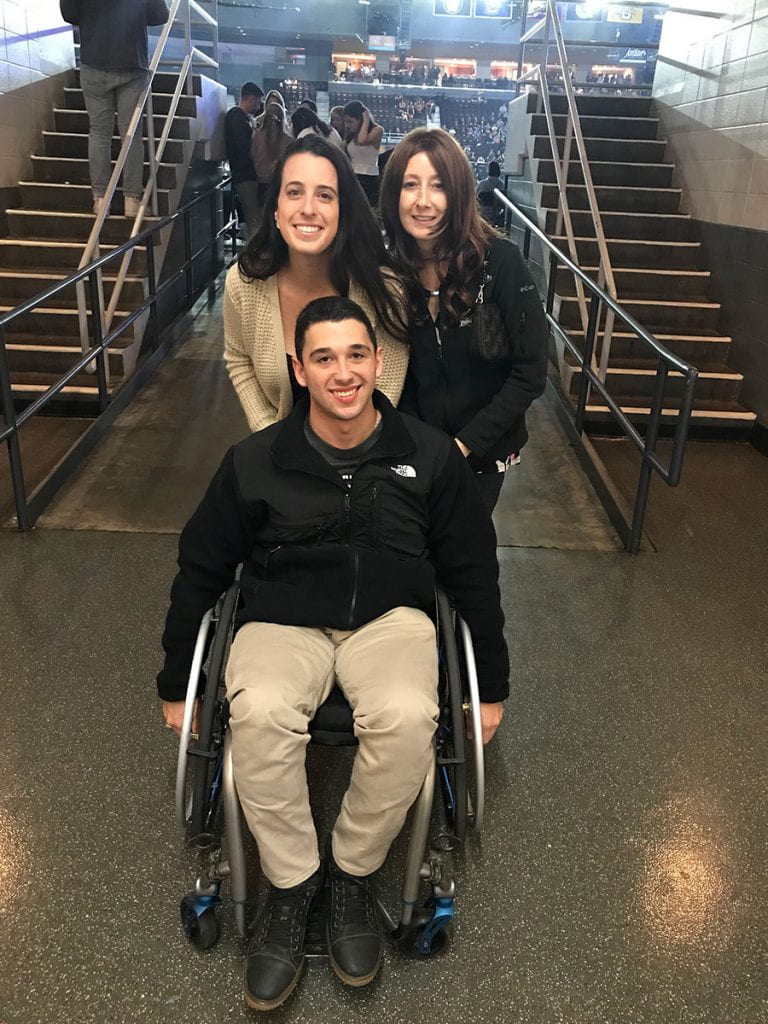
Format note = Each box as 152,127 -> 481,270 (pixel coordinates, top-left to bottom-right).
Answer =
184,206 -> 194,306
546,251 -> 558,315
0,326 -> 30,529
629,359 -> 668,554
183,0 -> 193,97
146,233 -> 160,351
575,291 -> 601,435
87,268 -> 110,410
146,87 -> 159,218
208,187 -> 218,306
517,1 -> 528,94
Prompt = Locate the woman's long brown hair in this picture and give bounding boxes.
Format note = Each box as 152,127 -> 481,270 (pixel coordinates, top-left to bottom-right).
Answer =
380,127 -> 497,325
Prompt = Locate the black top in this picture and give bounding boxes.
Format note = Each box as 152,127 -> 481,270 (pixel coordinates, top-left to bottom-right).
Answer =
60,0 -> 170,72
225,107 -> 257,185
398,237 -> 549,466
157,393 -> 508,703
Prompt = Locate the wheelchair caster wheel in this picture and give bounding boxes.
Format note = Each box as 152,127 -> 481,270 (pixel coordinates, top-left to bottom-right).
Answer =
180,895 -> 220,950
393,921 -> 452,960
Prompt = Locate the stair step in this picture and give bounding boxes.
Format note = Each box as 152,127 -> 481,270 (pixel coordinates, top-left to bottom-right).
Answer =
31,155 -> 179,190
531,113 -> 660,141
545,209 -> 693,241
42,131 -> 186,164
5,340 -> 129,377
0,270 -> 146,307
541,183 -> 681,214
54,108 -> 193,139
556,266 -> 711,299
6,209 -> 163,245
74,68 -> 203,97
528,93 -> 653,118
533,135 -> 667,163
0,239 -> 147,274
571,365 -> 742,402
10,369 -> 117,398
582,396 -> 756,425
536,160 -> 675,189
63,87 -> 198,119
566,330 -> 731,366
559,295 -> 720,331
0,306 -> 132,340
552,236 -> 703,270
18,181 -> 172,216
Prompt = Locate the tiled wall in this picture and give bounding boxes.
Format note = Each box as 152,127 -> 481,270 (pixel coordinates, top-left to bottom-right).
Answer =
0,0 -> 75,190
653,0 -> 768,230
653,0 -> 768,426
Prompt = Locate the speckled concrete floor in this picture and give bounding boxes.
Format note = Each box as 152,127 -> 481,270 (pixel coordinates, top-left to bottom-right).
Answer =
2,313 -> 768,1022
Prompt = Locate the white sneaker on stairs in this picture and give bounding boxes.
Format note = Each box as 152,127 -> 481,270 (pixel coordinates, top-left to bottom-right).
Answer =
124,197 -> 141,219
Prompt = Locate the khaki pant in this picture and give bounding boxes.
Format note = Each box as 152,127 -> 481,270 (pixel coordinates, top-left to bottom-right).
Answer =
225,607 -> 439,888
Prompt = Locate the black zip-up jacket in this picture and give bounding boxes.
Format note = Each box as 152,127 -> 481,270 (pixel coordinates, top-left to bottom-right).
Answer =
399,237 -> 549,466
60,0 -> 170,71
157,394 -> 509,703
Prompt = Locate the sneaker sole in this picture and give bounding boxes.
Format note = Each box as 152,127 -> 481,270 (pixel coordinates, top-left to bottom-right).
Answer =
244,957 -> 305,1011
328,946 -> 381,987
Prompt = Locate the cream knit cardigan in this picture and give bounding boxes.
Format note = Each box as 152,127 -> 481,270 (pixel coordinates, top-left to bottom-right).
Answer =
223,263 -> 410,432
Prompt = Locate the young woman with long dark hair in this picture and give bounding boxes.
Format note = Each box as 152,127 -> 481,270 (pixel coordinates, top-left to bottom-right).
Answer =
343,101 -> 383,206
225,135 -> 409,431
380,127 -> 548,511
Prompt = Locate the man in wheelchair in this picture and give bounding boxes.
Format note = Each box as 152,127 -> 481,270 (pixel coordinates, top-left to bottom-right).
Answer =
157,296 -> 508,1011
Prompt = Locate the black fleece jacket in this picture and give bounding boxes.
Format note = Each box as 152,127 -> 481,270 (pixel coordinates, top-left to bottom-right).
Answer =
60,0 -> 170,71
399,237 -> 549,466
157,394 -> 509,704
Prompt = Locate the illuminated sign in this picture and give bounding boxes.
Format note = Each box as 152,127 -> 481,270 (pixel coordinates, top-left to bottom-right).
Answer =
434,0 -> 472,15
475,0 -> 513,15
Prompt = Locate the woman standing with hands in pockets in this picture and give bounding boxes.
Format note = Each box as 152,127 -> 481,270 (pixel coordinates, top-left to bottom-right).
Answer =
380,128 -> 549,511
224,135 -> 409,432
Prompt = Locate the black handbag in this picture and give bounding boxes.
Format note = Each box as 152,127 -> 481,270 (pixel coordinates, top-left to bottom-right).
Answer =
470,259 -> 509,361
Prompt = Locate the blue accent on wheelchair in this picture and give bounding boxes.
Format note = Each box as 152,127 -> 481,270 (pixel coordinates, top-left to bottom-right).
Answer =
417,896 -> 455,954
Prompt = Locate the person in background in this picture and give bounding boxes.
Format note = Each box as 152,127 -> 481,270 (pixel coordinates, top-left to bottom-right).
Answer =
342,101 -> 383,207
224,81 -> 264,240
299,98 -> 318,113
291,106 -> 343,149
59,0 -> 169,219
224,134 -> 410,433
251,96 -> 293,206
329,105 -> 345,138
380,128 -> 549,512
476,160 -> 505,228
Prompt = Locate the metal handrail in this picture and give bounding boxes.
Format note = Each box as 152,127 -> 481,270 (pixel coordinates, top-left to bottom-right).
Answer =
497,191 -> 697,552
0,177 -> 235,530
75,0 -> 220,363
514,0 -> 618,385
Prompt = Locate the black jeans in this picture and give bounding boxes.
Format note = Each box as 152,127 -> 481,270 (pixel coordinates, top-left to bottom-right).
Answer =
474,470 -> 505,514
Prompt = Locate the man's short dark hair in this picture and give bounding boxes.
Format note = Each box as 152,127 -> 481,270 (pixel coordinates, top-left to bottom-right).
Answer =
241,82 -> 263,100
294,297 -> 377,361
488,161 -> 501,178
299,98 -> 318,113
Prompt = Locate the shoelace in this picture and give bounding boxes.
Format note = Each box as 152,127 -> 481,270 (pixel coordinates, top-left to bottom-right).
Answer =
260,889 -> 308,951
335,875 -> 373,928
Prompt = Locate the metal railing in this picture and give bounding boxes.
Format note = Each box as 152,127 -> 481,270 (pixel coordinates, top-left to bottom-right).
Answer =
498,192 -> 698,553
75,0 -> 219,366
514,0 -> 619,381
0,178 -> 235,532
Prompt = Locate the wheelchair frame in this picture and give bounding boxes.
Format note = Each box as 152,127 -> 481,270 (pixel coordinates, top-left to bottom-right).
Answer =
174,584 -> 486,959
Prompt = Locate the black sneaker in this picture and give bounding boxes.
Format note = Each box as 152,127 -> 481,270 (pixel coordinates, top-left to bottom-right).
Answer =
327,854 -> 382,986
244,869 -> 321,1011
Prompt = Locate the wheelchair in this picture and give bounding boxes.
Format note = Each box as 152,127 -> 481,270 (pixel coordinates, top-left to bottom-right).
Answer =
174,584 -> 486,961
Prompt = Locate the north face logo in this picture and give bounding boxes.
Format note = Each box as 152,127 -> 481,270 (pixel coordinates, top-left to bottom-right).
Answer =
391,465 -> 416,478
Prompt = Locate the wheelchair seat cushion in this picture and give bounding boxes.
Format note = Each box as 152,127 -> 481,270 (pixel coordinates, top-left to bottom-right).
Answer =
309,686 -> 357,747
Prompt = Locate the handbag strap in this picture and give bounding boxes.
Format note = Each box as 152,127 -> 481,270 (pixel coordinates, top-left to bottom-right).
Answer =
476,255 -> 491,307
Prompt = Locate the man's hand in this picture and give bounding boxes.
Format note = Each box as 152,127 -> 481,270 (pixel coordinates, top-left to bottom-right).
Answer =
162,699 -> 200,738
455,438 -> 471,457
479,701 -> 503,744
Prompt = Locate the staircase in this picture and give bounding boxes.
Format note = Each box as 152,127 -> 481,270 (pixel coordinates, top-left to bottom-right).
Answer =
508,91 -> 757,432
0,70 -> 204,407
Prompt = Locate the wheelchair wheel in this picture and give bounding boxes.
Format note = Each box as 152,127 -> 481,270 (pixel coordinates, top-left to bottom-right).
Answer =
394,902 -> 453,959
189,584 -> 239,839
180,894 -> 220,951
436,589 -> 468,845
